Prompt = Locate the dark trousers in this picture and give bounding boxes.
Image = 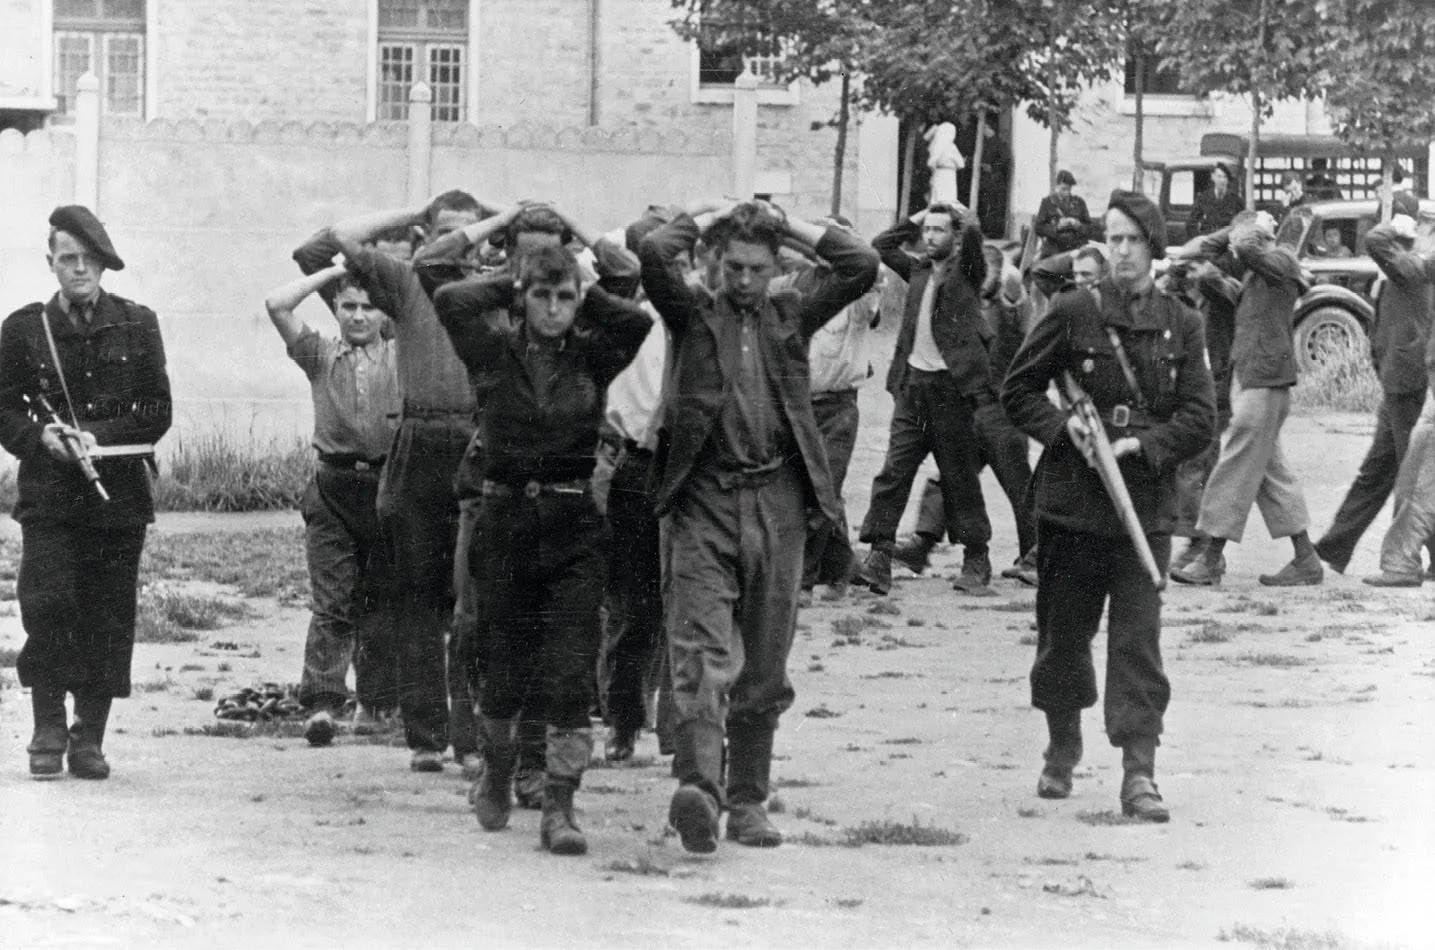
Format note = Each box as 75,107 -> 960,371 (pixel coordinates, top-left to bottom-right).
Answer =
1031,520 -> 1171,745
1315,390 -> 1427,572
859,372 -> 991,548
908,403 -> 1036,558
17,520 -> 147,698
299,465 -> 398,712
600,446 -> 664,736
475,490 -> 607,731
805,389 -> 861,588
377,414 -> 474,753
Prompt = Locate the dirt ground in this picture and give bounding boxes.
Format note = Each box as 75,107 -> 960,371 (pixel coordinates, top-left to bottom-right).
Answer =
1,392 -> 1433,950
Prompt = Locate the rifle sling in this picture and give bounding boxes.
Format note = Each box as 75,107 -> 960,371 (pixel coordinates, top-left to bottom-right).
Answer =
1104,326 -> 1147,411
40,308 -> 81,428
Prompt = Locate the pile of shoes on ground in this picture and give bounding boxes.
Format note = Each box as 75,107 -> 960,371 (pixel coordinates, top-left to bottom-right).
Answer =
213,683 -> 315,722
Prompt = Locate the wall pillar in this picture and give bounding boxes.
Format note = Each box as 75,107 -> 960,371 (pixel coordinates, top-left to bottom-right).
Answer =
732,69 -> 758,198
407,81 -> 433,205
74,71 -> 100,211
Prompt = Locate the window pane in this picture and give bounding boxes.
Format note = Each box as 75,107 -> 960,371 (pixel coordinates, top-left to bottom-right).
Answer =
428,44 -> 464,122
378,0 -> 420,29
105,34 -> 143,116
378,44 -> 415,120
56,0 -> 99,17
101,0 -> 145,20
425,0 -> 468,32
54,33 -> 94,116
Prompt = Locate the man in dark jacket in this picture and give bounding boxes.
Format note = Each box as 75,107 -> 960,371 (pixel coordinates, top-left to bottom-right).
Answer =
640,200 -> 877,854
1316,208 -> 1434,576
1033,170 -> 1093,260
0,206 -> 172,780
1002,190 -> 1215,822
1171,211 -> 1320,586
855,201 -> 996,595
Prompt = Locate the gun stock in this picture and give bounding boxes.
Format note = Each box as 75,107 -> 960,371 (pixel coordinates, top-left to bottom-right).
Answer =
1059,372 -> 1163,589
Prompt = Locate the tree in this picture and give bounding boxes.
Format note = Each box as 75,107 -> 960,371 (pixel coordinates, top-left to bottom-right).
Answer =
1156,0 -> 1333,209
1123,0 -> 1167,190
1322,0 -> 1435,221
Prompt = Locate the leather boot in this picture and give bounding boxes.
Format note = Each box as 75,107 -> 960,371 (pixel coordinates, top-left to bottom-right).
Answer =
856,543 -> 894,596
68,693 -> 112,780
725,723 -> 782,847
514,717 -> 547,809
28,685 -> 68,779
1037,709 -> 1082,799
1120,736 -> 1169,823
890,534 -> 936,575
471,716 -> 517,831
669,719 -> 725,854
539,727 -> 592,856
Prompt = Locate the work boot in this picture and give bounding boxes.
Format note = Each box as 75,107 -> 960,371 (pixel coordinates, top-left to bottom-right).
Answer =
670,719 -> 726,853
28,685 -> 68,780
472,717 -> 517,831
1170,553 -> 1225,586
951,549 -> 993,594
1036,709 -> 1082,800
409,749 -> 444,772
1120,737 -> 1169,823
1362,571 -> 1423,588
67,693 -> 112,781
303,709 -> 337,747
890,534 -> 936,575
1000,547 -> 1039,588
539,727 -> 592,856
725,722 -> 782,847
608,723 -> 639,763
514,718 -> 547,808
856,544 -> 894,596
1169,537 -> 1205,574
1258,552 -> 1323,587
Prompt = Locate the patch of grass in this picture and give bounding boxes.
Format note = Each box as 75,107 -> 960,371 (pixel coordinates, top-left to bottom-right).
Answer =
788,831 -> 858,848
1018,633 -> 1038,646
135,676 -> 176,693
1074,810 -> 1140,827
1176,860 -> 1208,871
0,580 -> 15,601
841,818 -> 967,847
141,528 -> 309,603
876,633 -> 926,650
153,432 -> 312,512
192,686 -> 215,702
793,806 -> 837,826
1025,856 -> 1080,867
882,737 -> 924,745
1016,806 -> 1043,818
832,898 -> 863,909
1084,852 -> 1147,863
831,615 -> 865,640
134,606 -> 198,644
1232,652 -> 1310,669
860,671 -> 922,680
773,776 -> 821,789
142,586 -> 253,631
906,617 -> 925,627
1187,621 -> 1235,644
0,646 -> 20,667
806,662 -> 825,672
986,599 -> 1037,613
1292,336 -> 1381,413
1217,924 -> 1349,949
683,893 -> 776,910
602,855 -> 669,877
804,704 -> 842,719
178,663 -> 206,672
1323,807 -> 1373,824
1247,877 -> 1295,890
766,794 -> 786,814
217,661 -> 233,673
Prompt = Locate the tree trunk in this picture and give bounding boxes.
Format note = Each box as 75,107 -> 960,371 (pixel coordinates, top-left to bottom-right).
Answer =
830,71 -> 851,217
1247,89 -> 1261,212
1381,159 -> 1395,223
1049,121 -> 1059,192
1132,50 -> 1145,190
898,124 -> 918,221
968,110 -> 987,212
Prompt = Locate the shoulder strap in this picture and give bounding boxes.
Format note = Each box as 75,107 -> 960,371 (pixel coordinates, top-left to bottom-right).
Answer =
1104,325 -> 1147,411
40,310 -> 81,427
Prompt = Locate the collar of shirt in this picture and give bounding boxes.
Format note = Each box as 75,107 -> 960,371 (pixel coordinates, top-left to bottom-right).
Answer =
336,338 -> 384,362
57,289 -> 101,316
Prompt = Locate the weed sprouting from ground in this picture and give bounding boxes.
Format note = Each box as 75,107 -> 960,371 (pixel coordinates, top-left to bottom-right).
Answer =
1232,653 -> 1310,669
683,893 -> 776,910
867,600 -> 901,616
153,433 -> 313,512
773,776 -> 821,788
1177,860 -> 1209,871
832,898 -> 863,909
805,704 -> 841,719
1016,807 -> 1043,818
142,585 -> 253,631
141,528 -> 309,603
1247,877 -> 1295,890
1292,337 -> 1381,413
191,686 -> 215,702
603,855 -> 669,877
766,794 -> 786,814
1216,924 -> 1349,949
1188,621 -> 1235,644
841,818 -> 967,846
1074,810 -> 1141,827
793,806 -> 837,826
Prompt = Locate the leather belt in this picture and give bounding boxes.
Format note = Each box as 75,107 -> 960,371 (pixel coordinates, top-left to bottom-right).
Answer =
482,477 -> 590,499
318,453 -> 385,472
1101,405 -> 1155,429
402,402 -> 471,420
709,464 -> 790,491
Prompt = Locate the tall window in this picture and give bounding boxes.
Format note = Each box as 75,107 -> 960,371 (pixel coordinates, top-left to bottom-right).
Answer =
378,0 -> 468,122
53,0 -> 146,118
1123,45 -> 1188,97
696,28 -> 785,88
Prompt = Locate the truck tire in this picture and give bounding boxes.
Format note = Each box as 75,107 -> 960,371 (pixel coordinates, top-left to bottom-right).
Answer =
1294,306 -> 1366,373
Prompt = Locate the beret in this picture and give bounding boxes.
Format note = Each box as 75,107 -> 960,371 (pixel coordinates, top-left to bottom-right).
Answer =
49,205 -> 124,271
1106,190 -> 1167,260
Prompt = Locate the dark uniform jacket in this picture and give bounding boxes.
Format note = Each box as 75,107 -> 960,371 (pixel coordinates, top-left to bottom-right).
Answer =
1198,229 -> 1304,389
639,213 -> 879,522
0,292 -> 172,527
872,218 -> 991,397
1364,224 -> 1434,395
1001,280 -> 1216,538
1034,193 -> 1093,259
1189,186 -> 1244,237
436,285 -> 651,486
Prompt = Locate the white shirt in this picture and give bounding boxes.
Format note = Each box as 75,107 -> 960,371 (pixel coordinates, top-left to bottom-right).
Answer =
604,304 -> 670,451
908,260 -> 948,372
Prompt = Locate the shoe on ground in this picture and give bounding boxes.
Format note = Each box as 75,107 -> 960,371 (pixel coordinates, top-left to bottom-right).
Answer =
951,550 -> 993,595
540,787 -> 588,856
350,705 -> 387,736
608,728 -> 638,763
668,784 -> 720,854
472,771 -> 513,831
514,767 -> 545,809
1036,766 -> 1072,800
890,536 -> 934,575
1169,538 -> 1205,574
1170,555 -> 1225,586
857,549 -> 893,596
1362,571 -> 1423,588
29,751 -> 64,779
726,803 -> 783,847
1120,775 -> 1170,823
303,710 -> 337,747
67,747 -> 110,780
409,749 -> 444,773
1258,552 -> 1323,587
458,752 -> 486,782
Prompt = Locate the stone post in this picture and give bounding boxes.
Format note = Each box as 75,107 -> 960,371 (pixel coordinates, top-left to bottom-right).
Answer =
732,69 -> 758,198
74,72 -> 100,210
407,81 -> 433,206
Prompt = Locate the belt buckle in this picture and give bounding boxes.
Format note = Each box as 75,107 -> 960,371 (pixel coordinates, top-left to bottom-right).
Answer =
524,480 -> 542,499
1112,404 -> 1130,428
354,460 -> 372,472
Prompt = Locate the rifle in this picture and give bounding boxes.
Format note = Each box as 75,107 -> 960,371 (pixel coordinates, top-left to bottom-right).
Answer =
1057,371 -> 1163,590
36,393 -> 109,501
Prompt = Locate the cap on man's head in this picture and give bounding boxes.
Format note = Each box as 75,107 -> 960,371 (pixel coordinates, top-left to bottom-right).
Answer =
1105,190 -> 1167,259
1055,170 -> 1076,187
1392,190 -> 1420,219
48,205 -> 124,271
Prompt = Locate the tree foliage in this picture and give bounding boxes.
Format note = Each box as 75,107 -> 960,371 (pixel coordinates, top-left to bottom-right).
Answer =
1321,0 -> 1435,156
